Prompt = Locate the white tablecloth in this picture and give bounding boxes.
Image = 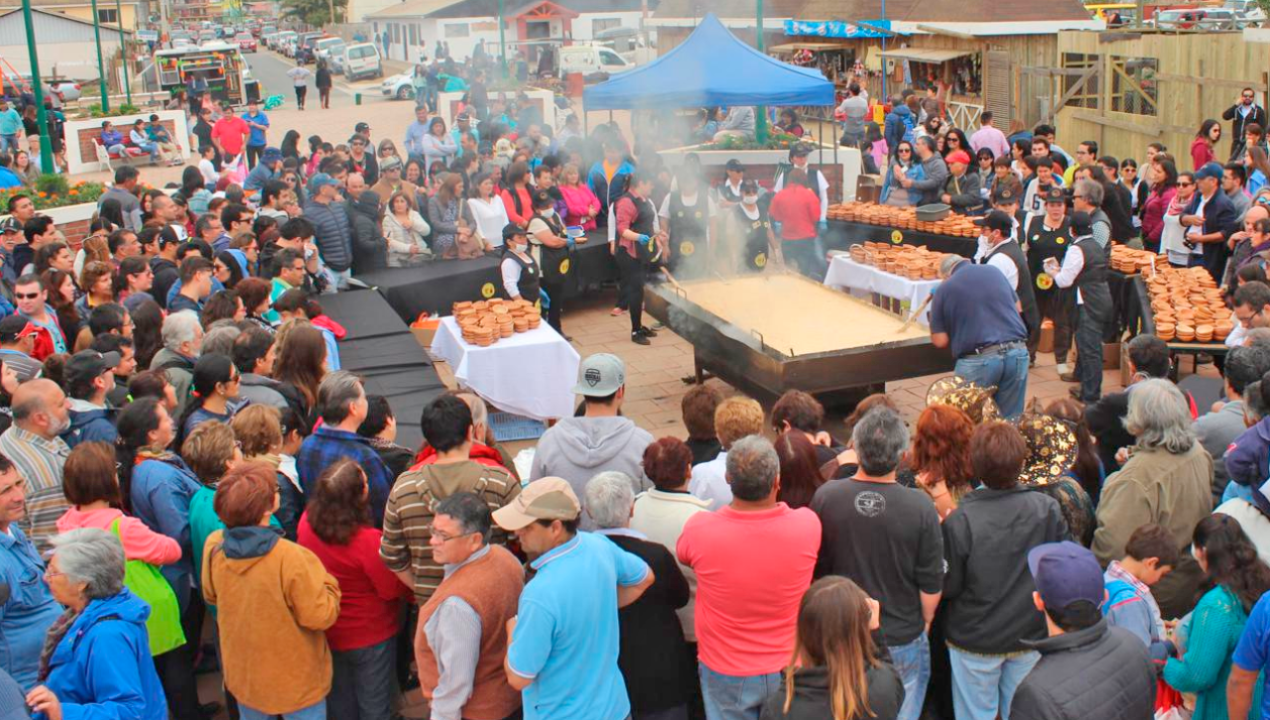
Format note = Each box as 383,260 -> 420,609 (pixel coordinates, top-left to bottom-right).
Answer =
430,316 -> 581,421
823,255 -> 941,326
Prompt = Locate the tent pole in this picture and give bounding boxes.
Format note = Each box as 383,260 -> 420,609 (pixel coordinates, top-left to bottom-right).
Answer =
755,0 -> 768,143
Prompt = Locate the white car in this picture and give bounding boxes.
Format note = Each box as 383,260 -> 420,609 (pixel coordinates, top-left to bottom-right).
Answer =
381,73 -> 415,100
314,36 -> 345,66
337,43 -> 382,81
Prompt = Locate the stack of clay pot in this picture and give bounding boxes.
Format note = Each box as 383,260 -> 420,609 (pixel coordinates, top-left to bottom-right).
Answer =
851,242 -> 947,281
1145,267 -> 1233,344
828,202 -> 980,237
453,298 -> 541,346
1109,244 -> 1169,276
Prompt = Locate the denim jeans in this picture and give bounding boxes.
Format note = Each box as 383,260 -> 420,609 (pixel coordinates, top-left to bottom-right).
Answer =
947,647 -> 1039,720
323,267 -> 351,292
699,662 -> 780,720
329,637 -> 397,720
239,699 -> 326,720
1074,305 -> 1105,403
953,344 -> 1030,420
0,135 -> 17,153
889,632 -> 931,720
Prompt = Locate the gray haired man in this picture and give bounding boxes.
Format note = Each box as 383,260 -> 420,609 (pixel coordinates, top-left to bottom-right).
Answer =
810,407 -> 944,720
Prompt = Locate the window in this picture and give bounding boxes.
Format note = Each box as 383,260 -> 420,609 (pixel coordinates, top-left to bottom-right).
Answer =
443,23 -> 470,38
409,24 -> 417,45
97,7 -> 119,23
393,24 -> 401,43
1111,56 -> 1158,116
599,49 -> 625,66
592,17 -> 620,35
1060,53 -> 1100,110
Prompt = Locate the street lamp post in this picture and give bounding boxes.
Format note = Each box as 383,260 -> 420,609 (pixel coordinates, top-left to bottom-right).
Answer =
90,0 -> 110,112
498,0 -> 508,81
20,0 -> 53,173
115,0 -> 131,105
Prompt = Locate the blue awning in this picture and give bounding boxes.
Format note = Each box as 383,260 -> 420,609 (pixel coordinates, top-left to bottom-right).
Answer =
783,19 -> 894,39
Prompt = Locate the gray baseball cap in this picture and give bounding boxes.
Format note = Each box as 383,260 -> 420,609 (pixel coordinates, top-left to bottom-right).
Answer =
572,353 -> 626,397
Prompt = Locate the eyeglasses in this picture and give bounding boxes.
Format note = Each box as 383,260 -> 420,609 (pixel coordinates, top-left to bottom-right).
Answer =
1245,94 -> 1256,99
14,292 -> 39,300
898,148 -> 912,153
428,525 -> 476,543
44,568 -> 64,580
1177,181 -> 1194,187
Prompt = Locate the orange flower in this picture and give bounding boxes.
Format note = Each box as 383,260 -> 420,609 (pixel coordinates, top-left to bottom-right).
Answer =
68,189 -> 78,196
37,192 -> 46,198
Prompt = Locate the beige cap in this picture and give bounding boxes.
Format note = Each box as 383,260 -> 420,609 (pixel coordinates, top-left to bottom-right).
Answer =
492,478 -> 581,531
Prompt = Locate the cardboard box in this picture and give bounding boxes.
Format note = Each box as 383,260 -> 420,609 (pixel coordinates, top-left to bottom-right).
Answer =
1037,319 -> 1055,355
410,318 -> 441,349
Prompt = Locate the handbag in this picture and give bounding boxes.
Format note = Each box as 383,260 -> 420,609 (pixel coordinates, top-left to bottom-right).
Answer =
1154,678 -> 1188,720
110,518 -> 186,656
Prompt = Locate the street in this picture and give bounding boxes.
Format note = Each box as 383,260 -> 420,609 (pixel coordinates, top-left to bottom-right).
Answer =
244,48 -> 394,110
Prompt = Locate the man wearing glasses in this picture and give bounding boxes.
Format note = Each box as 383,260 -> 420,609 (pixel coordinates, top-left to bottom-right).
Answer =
13,273 -> 66,359
0,455 -> 61,690
1224,88 -> 1267,163
380,394 -> 519,604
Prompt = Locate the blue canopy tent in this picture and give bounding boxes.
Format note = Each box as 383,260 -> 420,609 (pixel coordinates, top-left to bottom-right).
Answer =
582,13 -> 836,110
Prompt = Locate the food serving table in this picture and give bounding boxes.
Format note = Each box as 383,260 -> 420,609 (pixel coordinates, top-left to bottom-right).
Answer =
430,316 -> 581,421
823,255 -> 940,327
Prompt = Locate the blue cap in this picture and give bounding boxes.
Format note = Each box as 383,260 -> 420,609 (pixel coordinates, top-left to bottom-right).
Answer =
1027,541 -> 1105,611
262,147 -> 282,164
1195,161 -> 1224,181
308,173 -> 340,191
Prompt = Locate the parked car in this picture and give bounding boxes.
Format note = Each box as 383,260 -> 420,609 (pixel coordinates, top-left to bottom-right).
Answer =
235,31 -> 257,52
381,72 -> 415,100
314,36 -> 345,64
273,30 -> 297,53
339,43 -> 383,81
559,44 -> 633,76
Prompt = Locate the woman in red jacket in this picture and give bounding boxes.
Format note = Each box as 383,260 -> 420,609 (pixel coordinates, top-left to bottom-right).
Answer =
297,459 -> 412,720
768,168 -> 822,278
499,161 -> 534,226
1191,119 -> 1221,171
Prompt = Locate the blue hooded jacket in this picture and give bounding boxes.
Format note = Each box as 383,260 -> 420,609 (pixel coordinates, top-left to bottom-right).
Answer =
64,402 -> 118,449
884,104 -> 915,155
129,456 -> 203,613
38,588 -> 166,720
1224,415 -> 1270,493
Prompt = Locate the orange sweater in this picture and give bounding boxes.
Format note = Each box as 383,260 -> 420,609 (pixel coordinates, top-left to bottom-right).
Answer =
202,530 -> 342,715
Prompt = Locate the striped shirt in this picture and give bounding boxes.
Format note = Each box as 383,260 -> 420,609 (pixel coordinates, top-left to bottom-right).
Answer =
379,460 -> 520,603
0,425 -> 70,556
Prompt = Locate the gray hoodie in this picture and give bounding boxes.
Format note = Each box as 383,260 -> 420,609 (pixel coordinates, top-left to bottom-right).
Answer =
529,416 -> 654,530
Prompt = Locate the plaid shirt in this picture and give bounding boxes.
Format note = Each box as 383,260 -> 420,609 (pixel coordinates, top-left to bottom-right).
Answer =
0,425 -> 70,556
1105,559 -> 1166,641
297,426 -> 392,526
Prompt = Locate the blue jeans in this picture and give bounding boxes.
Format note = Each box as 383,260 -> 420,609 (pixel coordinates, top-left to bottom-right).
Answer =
323,267 -> 351,292
239,699 -> 326,720
947,647 -> 1039,720
329,638 -> 396,720
889,632 -> 930,720
954,344 -> 1030,421
699,662 -> 780,720
0,135 -> 17,153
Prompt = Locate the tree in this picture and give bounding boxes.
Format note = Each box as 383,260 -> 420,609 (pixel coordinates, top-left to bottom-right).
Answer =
280,0 -> 345,27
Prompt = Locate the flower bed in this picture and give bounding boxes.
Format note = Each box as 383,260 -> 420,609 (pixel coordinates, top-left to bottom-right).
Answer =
0,178 -> 105,212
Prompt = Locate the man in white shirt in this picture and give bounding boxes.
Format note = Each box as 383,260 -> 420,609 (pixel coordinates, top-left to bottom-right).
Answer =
1044,211 -> 1113,402
689,396 -> 764,510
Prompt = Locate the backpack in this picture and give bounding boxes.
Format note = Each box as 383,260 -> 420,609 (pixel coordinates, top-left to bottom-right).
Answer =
110,518 -> 185,656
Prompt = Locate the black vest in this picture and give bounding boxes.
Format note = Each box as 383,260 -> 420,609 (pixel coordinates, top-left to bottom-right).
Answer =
1025,215 -> 1073,298
733,204 -> 773,272
981,239 -> 1040,334
1074,236 -> 1114,322
620,193 -> 659,263
531,211 -> 573,285
668,191 -> 710,277
502,248 -> 541,302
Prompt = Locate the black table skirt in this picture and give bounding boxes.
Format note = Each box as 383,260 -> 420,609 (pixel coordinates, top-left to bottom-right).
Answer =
355,236 -> 617,323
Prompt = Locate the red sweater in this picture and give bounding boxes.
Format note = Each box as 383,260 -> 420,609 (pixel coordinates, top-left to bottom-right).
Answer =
768,185 -> 821,241
500,186 -> 533,226
297,512 -> 411,651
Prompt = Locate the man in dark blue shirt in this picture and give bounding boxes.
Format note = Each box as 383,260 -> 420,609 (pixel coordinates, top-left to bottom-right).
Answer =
930,255 -> 1029,419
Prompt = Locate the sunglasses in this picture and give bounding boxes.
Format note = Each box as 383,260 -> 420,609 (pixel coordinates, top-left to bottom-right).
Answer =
1177,181 -> 1194,187
899,148 -> 912,153
1246,94 -> 1256,99
14,292 -> 40,300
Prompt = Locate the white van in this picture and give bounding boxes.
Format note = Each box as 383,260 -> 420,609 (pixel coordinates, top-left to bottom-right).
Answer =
315,36 -> 346,64
340,43 -> 383,81
559,44 -> 632,76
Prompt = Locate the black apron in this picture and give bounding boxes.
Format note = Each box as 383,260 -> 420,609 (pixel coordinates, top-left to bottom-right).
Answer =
502,247 -> 540,302
531,211 -> 573,290
1025,215 -> 1074,305
667,191 -> 710,278
734,204 -> 773,273
620,193 -> 660,265
981,239 -> 1040,336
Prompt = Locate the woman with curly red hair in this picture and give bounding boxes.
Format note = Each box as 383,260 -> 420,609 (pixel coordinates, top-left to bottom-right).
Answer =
908,404 -> 975,520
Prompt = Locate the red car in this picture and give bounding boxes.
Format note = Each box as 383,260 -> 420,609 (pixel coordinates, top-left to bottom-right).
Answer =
235,32 -> 257,52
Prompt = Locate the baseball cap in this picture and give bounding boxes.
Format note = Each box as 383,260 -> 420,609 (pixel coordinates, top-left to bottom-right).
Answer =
1195,161 -> 1224,181
992,185 -> 1018,205
790,143 -> 812,158
1070,210 -> 1094,236
945,149 -> 972,166
492,477 -> 581,531
974,210 -> 1014,235
572,353 -> 625,397
1027,541 -> 1105,611
0,217 -> 20,234
64,350 -> 120,388
1043,186 -> 1067,204
0,316 -> 36,343
262,147 -> 282,164
725,158 -> 744,172
380,155 -> 403,171
502,222 -> 526,241
308,173 -> 341,191
354,122 -> 370,134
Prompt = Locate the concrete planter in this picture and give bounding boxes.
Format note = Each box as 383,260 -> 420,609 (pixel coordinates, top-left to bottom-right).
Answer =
65,109 -> 192,176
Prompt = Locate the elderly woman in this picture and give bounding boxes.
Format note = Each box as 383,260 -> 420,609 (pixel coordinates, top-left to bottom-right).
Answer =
587,471 -> 693,720
202,462 -> 340,720
26,528 -> 166,720
1093,378 -> 1215,620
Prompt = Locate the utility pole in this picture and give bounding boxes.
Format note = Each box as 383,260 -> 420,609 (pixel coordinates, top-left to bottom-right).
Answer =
115,0 -> 131,105
328,0 -> 335,26
90,0 -> 110,111
498,0 -> 508,81
20,0 -> 53,173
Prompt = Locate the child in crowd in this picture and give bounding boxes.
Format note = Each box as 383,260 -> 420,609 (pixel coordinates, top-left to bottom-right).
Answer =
1103,523 -> 1180,658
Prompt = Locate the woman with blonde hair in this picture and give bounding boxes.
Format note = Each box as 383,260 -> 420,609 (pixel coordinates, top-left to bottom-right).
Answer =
761,576 -> 904,720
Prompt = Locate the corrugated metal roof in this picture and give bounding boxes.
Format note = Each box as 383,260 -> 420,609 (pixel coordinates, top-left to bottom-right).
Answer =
655,0 -> 1090,24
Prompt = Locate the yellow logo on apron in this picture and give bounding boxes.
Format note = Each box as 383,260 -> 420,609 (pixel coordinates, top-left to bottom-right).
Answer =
559,258 -> 571,275
1036,274 -> 1054,290
481,282 -> 496,298
1056,237 -> 1066,244
891,230 -> 904,244
681,241 -> 695,256
755,252 -> 768,268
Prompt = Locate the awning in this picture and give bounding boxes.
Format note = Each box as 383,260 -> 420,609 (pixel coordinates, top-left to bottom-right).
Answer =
879,47 -> 973,63
769,41 -> 850,52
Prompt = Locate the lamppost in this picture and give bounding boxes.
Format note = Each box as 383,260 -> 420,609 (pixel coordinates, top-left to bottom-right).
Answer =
20,0 -> 53,173
115,0 -> 131,105
498,0 -> 508,81
90,0 -> 110,112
